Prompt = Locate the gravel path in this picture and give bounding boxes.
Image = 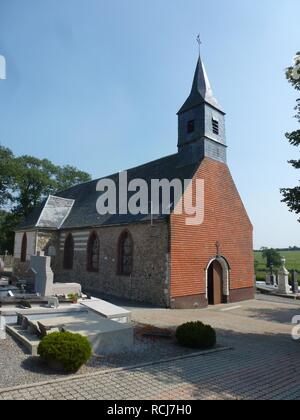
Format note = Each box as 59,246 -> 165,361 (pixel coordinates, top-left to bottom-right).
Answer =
0,329 -> 196,389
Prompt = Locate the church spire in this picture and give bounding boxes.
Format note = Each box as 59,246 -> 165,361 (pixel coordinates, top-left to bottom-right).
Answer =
178,55 -> 221,115
177,47 -> 227,164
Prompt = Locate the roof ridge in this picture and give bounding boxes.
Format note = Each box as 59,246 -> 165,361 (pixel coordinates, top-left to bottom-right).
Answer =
56,152 -> 179,196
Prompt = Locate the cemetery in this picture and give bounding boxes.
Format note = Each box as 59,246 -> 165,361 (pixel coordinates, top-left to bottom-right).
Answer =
0,254 -> 134,357
0,252 -> 221,388
256,257 -> 300,299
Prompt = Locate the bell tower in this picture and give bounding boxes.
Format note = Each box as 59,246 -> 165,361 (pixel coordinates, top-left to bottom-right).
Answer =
177,52 -> 227,164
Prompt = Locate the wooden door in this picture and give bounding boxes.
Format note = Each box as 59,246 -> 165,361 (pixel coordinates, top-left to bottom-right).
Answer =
208,260 -> 223,305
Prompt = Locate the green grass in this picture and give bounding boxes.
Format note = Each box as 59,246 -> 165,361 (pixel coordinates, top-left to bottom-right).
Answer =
254,250 -> 300,282
254,251 -> 300,272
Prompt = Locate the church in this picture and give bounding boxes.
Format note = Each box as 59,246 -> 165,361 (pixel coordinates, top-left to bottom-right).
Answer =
13,54 -> 254,309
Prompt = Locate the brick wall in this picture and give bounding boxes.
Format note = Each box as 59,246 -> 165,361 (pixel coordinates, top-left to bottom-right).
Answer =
170,157 -> 254,308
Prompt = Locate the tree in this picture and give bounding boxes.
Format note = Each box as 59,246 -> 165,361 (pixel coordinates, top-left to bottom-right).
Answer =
55,165 -> 92,193
13,155 -> 59,217
0,145 -> 15,207
0,211 -> 21,254
262,248 -> 282,269
281,52 -> 300,221
0,146 -> 91,252
8,154 -> 91,217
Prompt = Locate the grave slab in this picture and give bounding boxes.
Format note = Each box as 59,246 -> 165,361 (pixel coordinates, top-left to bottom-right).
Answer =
80,299 -> 131,323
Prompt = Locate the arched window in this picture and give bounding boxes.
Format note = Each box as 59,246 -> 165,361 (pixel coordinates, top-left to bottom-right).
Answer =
20,233 -> 27,263
87,232 -> 100,272
118,231 -> 133,276
63,233 -> 74,270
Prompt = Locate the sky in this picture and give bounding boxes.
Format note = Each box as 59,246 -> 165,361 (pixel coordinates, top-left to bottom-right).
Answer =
0,0 -> 299,249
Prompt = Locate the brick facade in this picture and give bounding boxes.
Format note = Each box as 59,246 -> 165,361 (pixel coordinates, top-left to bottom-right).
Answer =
170,158 -> 254,309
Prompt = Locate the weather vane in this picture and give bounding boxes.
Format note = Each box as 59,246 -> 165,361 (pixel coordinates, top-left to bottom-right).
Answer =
196,34 -> 202,56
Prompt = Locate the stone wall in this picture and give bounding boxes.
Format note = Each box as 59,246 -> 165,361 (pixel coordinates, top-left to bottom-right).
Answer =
13,231 -> 59,278
54,221 -> 170,307
14,231 -> 36,261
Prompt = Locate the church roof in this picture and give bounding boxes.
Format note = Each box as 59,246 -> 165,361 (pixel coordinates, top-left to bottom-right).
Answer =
17,153 -> 200,231
178,56 -> 223,114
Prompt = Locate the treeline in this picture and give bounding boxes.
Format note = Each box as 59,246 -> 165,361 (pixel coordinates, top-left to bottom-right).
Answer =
255,247 -> 300,252
0,145 -> 91,254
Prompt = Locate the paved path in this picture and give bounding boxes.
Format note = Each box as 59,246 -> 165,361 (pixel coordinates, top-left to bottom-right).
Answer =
1,297 -> 300,400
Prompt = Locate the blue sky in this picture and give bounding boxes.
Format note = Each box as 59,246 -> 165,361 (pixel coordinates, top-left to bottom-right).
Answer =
0,0 -> 299,249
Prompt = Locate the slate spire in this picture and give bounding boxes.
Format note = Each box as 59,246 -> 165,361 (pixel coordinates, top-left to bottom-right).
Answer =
178,55 -> 221,114
177,50 -> 227,164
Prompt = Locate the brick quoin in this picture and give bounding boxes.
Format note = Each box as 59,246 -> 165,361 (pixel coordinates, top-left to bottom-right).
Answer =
170,157 -> 254,308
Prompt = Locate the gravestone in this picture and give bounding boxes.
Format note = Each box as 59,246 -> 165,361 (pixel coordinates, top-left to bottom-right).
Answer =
47,296 -> 59,309
265,274 -> 271,286
291,271 -> 299,294
277,258 -> 290,295
30,253 -> 54,297
0,258 -> 4,275
266,270 -> 277,286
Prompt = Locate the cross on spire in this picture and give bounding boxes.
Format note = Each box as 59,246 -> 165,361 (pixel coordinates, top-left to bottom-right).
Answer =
196,34 -> 202,56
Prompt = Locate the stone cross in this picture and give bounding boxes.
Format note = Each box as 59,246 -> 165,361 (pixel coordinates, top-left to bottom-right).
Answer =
277,258 -> 290,295
197,34 -> 202,56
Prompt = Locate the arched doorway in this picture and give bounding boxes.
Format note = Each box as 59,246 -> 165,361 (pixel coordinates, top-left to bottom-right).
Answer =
208,260 -> 224,305
206,256 -> 230,305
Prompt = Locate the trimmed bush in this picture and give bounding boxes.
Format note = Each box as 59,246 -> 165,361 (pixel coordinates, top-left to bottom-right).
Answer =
38,331 -> 92,372
176,321 -> 216,350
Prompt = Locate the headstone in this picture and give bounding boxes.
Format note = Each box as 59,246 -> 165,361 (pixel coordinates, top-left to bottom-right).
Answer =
46,246 -> 56,257
265,274 -> 271,286
0,258 -> 4,274
47,296 -> 59,309
291,271 -> 299,294
265,274 -> 276,286
277,258 -> 291,295
30,254 -> 54,297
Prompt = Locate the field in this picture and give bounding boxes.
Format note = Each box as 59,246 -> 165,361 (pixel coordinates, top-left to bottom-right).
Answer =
254,250 -> 300,281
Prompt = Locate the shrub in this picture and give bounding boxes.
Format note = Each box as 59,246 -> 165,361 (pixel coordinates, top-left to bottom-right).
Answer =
38,331 -> 92,372
176,321 -> 216,350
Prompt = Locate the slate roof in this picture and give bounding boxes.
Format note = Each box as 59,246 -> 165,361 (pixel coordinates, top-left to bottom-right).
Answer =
178,56 -> 223,115
17,152 -> 201,231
